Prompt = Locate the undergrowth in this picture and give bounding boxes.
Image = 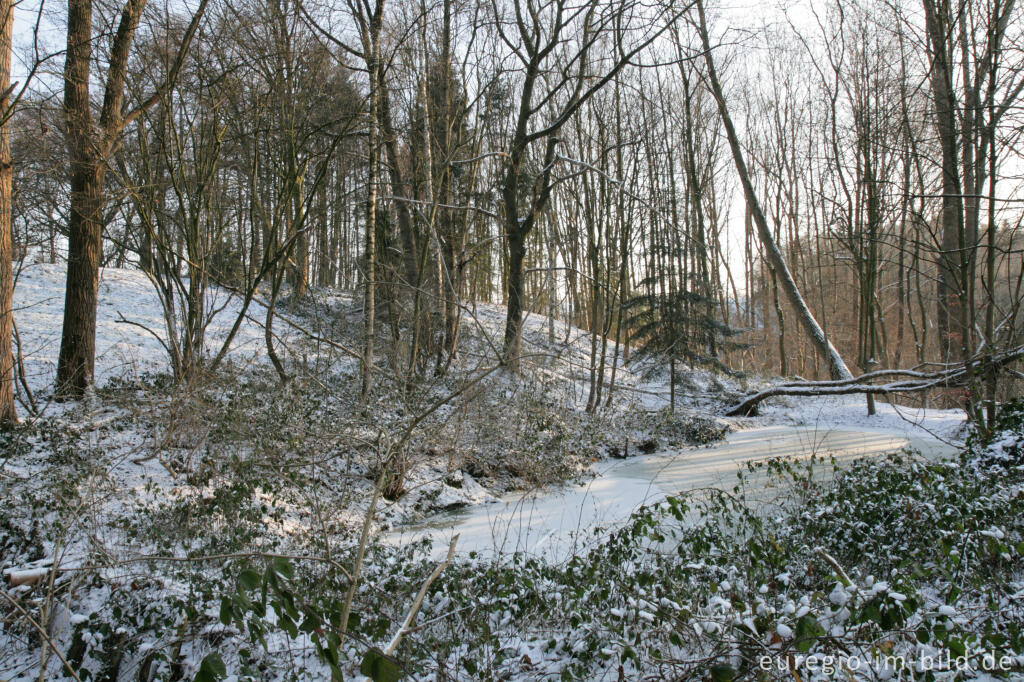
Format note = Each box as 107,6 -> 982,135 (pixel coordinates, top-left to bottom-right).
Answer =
4,392 -> 1020,680
202,404 -> 1024,681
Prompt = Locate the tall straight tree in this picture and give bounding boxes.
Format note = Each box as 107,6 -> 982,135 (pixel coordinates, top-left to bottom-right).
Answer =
300,0 -> 388,397
56,0 -> 209,398
0,0 -> 15,425
920,0 -> 966,366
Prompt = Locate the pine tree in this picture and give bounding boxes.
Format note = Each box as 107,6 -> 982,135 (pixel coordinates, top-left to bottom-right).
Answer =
628,281 -> 743,411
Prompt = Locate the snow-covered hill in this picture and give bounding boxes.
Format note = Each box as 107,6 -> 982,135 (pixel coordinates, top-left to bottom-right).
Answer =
14,264 -> 282,399
11,261 -> 967,441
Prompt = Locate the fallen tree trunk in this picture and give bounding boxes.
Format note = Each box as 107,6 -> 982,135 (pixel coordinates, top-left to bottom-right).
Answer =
726,346 -> 1024,417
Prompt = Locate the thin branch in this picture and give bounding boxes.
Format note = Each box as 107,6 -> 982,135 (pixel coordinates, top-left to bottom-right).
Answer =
0,590 -> 83,682
383,534 -> 459,655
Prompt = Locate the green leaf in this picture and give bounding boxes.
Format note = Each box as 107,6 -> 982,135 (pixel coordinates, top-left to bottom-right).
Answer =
346,611 -> 361,632
320,637 -> 340,666
219,597 -> 234,626
300,610 -> 322,633
194,653 -> 227,682
279,613 -> 299,639
794,615 -> 825,653
710,664 -> 736,682
273,557 -> 294,580
238,569 -> 260,591
359,649 -> 403,682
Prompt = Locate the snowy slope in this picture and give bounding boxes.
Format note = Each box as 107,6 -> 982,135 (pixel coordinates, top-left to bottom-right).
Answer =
13,263 -> 286,402
11,262 -> 968,441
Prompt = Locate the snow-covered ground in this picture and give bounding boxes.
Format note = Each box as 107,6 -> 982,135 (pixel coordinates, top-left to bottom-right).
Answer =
3,262 -> 981,682
13,263 -> 290,401
15,262 -> 963,436
10,262 -> 967,533
750,391 -> 967,445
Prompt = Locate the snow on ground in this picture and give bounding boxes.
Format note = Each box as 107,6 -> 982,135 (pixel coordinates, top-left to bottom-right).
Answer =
748,392 -> 968,445
10,261 -> 967,471
455,300 -> 674,404
13,263 -> 295,403
13,263 -> 656,415
1,261 -> 987,682
8,261 -> 969,509
15,261 -> 963,440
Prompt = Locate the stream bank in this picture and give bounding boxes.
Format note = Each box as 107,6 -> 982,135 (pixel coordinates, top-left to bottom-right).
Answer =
387,424 -> 958,560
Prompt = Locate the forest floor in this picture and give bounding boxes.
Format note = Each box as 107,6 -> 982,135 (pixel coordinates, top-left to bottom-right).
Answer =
3,263 -> 1020,682
9,262 -> 748,525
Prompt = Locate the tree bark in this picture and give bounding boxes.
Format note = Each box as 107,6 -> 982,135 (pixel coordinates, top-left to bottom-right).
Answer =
360,16 -> 382,398
922,0 -> 966,365
503,229 -> 527,366
57,0 -> 108,398
0,0 -> 16,426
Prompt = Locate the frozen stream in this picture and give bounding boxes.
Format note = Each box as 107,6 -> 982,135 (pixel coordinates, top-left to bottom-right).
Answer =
386,425 -> 958,561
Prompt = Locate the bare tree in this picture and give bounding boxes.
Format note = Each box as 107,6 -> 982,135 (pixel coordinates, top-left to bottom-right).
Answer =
918,0 -> 1024,424
695,0 -> 853,380
56,0 -> 210,398
492,0 -> 688,368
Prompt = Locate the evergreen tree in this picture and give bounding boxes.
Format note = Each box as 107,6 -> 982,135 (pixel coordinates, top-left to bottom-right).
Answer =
628,279 -> 744,411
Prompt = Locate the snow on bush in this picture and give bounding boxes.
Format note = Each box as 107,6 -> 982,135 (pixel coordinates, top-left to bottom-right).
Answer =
139,433 -> 1022,681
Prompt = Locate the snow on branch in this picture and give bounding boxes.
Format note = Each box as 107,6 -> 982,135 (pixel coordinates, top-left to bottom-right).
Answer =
725,346 -> 1024,417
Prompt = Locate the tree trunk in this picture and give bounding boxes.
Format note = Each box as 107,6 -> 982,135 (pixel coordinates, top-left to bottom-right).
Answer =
0,0 -> 16,426
57,0 -> 105,398
770,267 -> 787,377
361,22 -> 381,398
696,0 -> 852,381
922,0 -> 966,365
503,229 -> 526,368
56,165 -> 105,398
57,0 -> 152,398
